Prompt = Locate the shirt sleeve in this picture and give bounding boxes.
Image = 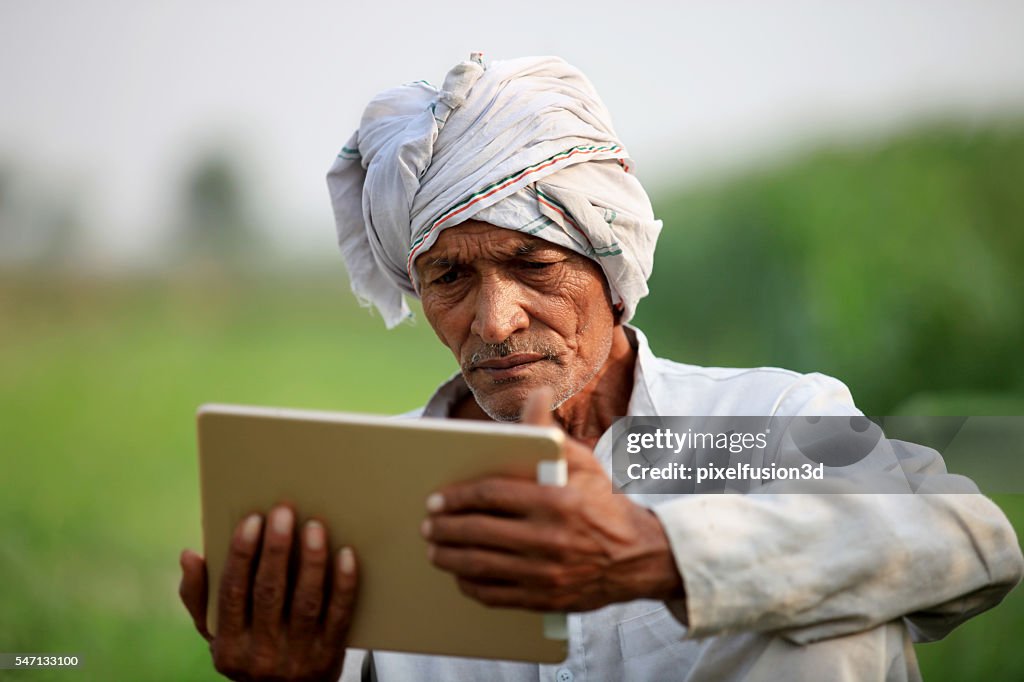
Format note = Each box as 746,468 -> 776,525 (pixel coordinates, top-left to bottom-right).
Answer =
651,372 -> 1024,645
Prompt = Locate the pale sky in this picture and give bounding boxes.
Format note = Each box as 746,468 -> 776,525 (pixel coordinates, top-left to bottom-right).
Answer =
2,0 -> 1023,264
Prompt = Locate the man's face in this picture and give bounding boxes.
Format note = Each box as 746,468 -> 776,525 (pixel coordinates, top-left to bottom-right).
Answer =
417,220 -> 616,421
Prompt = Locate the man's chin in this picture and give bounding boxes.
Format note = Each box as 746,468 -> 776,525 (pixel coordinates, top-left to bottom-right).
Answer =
463,359 -> 578,420
465,375 -> 549,422
467,384 -> 530,422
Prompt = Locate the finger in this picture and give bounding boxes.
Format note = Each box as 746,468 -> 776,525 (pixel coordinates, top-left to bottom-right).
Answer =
427,477 -> 551,517
179,549 -> 212,641
289,519 -> 329,637
324,547 -> 358,644
217,513 -> 263,637
563,436 -> 604,474
251,505 -> 296,634
522,386 -> 556,426
423,514 -> 558,557
456,577 -> 562,610
523,386 -> 597,477
429,544 -> 571,586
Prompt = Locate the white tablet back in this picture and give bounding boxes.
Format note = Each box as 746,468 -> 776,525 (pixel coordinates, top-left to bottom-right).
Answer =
197,403 -> 568,663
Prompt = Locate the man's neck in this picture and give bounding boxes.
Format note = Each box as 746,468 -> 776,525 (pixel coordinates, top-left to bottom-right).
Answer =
452,326 -> 636,448
553,326 -> 635,447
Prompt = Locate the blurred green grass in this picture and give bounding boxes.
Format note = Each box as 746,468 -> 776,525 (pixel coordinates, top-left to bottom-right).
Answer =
1,273 -> 1021,680
0,274 -> 454,681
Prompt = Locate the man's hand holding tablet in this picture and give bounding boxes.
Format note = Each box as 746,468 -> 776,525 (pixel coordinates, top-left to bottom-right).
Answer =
179,506 -> 358,681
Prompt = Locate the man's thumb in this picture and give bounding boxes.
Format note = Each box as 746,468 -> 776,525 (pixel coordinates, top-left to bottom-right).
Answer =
521,386 -> 556,426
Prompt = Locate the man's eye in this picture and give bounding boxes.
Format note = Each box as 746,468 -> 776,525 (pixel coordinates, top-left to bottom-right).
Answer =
522,261 -> 555,270
434,270 -> 460,285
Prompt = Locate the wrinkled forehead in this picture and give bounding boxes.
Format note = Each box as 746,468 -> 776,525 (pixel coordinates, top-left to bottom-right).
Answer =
414,221 -> 572,269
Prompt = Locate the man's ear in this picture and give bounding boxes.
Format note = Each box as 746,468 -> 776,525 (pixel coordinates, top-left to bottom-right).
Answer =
598,273 -> 622,326
611,299 -> 625,326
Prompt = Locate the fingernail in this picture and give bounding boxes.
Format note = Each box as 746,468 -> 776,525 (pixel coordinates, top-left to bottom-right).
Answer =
420,518 -> 432,539
272,507 -> 293,535
426,543 -> 436,561
339,547 -> 355,575
305,520 -> 325,551
425,493 -> 444,513
241,514 -> 262,544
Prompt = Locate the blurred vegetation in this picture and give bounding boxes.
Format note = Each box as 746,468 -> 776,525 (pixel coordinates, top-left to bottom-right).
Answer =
0,162 -> 84,269
175,150 -> 268,270
637,121 -> 1024,414
1,119 -> 1023,679
0,275 -> 453,681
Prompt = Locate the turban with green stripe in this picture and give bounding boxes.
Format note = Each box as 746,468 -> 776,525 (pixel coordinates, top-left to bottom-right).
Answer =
327,53 -> 662,329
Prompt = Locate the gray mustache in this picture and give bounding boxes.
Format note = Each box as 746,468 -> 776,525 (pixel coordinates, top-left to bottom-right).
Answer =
464,338 -> 561,370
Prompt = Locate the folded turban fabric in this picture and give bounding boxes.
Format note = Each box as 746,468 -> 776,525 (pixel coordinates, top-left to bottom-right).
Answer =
327,53 -> 663,329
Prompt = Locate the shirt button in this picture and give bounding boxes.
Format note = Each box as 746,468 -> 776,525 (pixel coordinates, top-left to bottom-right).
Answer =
556,669 -> 574,682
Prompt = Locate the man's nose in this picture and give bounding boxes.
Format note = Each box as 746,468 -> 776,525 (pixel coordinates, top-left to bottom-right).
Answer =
470,276 -> 529,344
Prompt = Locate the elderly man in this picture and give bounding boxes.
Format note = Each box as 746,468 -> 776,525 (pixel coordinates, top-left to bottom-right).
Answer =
179,54 -> 1023,681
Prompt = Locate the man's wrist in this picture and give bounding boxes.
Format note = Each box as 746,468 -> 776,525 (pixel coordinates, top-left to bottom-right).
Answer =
641,508 -> 690,625
615,506 -> 688,608
646,509 -> 687,601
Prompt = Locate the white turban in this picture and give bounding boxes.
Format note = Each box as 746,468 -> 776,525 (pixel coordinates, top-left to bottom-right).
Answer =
327,53 -> 662,329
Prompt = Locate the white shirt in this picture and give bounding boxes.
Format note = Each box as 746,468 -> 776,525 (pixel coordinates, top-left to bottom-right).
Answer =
341,326 -> 1023,681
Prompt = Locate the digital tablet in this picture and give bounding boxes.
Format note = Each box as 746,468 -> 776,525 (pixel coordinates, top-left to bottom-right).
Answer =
196,403 -> 568,663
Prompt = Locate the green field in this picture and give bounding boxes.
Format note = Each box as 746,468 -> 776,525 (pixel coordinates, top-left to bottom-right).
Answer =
1,274 -> 1021,680
0,274 -> 454,681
